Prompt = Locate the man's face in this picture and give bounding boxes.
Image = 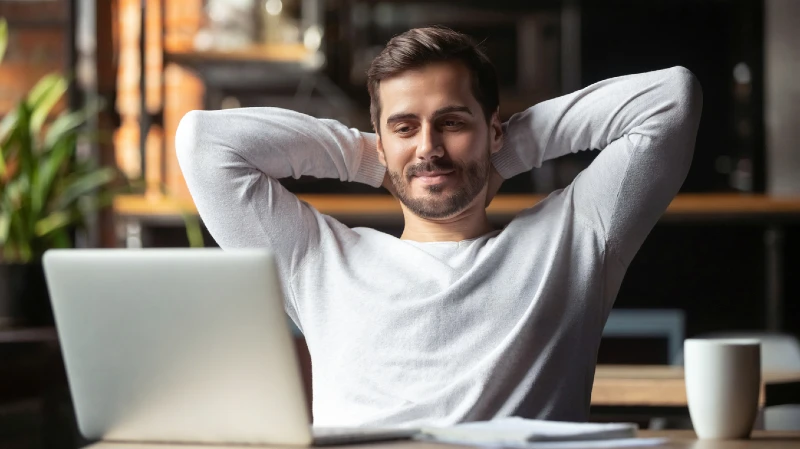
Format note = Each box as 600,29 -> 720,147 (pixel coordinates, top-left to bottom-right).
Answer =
375,61 -> 502,220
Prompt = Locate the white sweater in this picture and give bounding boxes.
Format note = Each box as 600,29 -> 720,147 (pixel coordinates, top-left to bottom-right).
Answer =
176,67 -> 702,427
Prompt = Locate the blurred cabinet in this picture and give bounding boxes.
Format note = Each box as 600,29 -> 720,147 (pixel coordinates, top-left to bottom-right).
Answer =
116,0 -> 205,199
116,0 -> 346,200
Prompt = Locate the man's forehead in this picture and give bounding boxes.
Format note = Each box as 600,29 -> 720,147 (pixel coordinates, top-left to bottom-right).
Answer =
378,61 -> 478,119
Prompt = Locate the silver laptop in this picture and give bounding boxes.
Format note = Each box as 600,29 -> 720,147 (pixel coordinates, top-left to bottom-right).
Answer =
43,248 -> 417,446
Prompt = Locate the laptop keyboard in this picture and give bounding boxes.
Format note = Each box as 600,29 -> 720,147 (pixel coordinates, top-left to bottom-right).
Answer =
312,427 -> 418,445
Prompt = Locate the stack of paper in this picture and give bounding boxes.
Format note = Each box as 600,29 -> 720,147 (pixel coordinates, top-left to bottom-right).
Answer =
419,417 -> 641,445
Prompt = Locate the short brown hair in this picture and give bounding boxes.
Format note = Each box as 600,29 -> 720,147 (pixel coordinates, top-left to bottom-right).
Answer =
366,26 -> 499,132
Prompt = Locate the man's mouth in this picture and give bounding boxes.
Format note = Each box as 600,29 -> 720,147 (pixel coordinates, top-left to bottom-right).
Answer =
413,170 -> 455,185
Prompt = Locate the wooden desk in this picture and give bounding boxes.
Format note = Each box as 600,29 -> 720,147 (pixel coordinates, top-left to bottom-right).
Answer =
642,430 -> 800,448
592,365 -> 800,407
83,430 -> 800,449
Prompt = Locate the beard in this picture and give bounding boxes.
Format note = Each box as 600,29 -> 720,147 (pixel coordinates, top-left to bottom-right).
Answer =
388,150 -> 490,220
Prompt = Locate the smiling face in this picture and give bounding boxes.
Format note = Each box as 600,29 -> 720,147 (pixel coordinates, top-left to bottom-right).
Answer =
376,61 -> 502,219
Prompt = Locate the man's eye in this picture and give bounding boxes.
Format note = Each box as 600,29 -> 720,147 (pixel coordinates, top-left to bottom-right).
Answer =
444,120 -> 463,128
396,126 -> 413,134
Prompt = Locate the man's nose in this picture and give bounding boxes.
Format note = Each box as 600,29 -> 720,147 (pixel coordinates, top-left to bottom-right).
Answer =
416,123 -> 444,161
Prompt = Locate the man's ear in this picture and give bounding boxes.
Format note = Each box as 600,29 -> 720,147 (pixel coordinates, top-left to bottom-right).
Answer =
375,131 -> 387,167
489,108 -> 504,155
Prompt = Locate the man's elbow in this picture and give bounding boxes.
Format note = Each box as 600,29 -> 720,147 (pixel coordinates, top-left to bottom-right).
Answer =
175,110 -> 207,170
668,66 -> 704,127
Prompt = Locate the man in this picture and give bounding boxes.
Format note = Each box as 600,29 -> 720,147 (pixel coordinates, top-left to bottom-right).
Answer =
176,27 -> 702,427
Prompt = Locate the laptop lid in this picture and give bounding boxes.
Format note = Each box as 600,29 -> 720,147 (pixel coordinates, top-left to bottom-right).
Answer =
43,248 -> 313,446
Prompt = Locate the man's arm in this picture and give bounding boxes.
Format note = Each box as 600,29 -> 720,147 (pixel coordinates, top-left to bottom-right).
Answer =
176,107 -> 385,282
492,66 -> 703,265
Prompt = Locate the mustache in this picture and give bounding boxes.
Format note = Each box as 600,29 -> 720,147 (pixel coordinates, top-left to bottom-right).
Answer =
405,160 -> 457,179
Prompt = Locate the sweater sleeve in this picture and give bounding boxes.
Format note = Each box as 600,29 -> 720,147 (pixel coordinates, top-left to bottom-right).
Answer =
491,66 -> 703,266
175,107 -> 386,282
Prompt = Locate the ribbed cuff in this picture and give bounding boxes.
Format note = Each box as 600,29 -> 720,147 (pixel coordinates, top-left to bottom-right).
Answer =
354,136 -> 386,187
490,140 -> 526,180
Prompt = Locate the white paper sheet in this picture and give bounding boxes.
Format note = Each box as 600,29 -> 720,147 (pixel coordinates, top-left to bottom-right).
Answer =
420,417 -> 639,443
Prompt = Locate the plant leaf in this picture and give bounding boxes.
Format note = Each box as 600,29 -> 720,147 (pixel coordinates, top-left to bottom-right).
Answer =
53,167 -> 116,211
27,73 -> 68,134
181,211 -> 204,248
0,108 -> 18,146
31,133 -> 76,218
44,110 -> 88,150
12,102 -> 34,178
36,188 -> 116,238
8,203 -> 32,263
161,185 -> 204,248
0,18 -> 7,64
77,189 -> 117,220
5,103 -> 36,242
0,213 -> 9,245
48,228 -> 72,249
3,166 -> 29,229
43,97 -> 104,150
34,210 -> 73,237
27,73 -> 66,109
0,137 -> 7,180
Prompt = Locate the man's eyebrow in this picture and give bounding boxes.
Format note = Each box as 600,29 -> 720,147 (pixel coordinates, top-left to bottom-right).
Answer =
385,112 -> 419,124
433,105 -> 473,117
385,106 -> 473,124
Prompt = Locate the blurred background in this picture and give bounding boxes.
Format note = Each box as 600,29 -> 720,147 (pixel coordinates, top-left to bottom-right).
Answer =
0,0 -> 799,447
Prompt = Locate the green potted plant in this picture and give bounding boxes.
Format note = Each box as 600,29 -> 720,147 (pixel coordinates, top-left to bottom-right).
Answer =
0,18 -> 119,327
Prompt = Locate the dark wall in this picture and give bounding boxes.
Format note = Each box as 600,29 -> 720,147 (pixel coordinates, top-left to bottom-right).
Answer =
617,224 -> 766,337
578,0 -> 796,343
581,0 -> 765,194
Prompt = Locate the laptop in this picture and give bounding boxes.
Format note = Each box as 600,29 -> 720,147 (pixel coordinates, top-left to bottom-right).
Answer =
43,248 -> 418,446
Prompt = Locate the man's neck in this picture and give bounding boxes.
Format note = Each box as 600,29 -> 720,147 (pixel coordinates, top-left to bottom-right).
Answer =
399,193 -> 495,242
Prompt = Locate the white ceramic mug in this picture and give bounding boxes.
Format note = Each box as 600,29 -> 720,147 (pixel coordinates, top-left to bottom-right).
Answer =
684,338 -> 761,439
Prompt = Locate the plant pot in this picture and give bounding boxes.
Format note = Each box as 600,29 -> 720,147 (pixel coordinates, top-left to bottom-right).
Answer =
0,262 -> 54,328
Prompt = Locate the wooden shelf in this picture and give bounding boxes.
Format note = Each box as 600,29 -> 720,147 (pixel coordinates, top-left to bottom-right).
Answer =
114,193 -> 800,223
165,44 -> 313,65
113,193 -> 548,221
666,194 -> 800,215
